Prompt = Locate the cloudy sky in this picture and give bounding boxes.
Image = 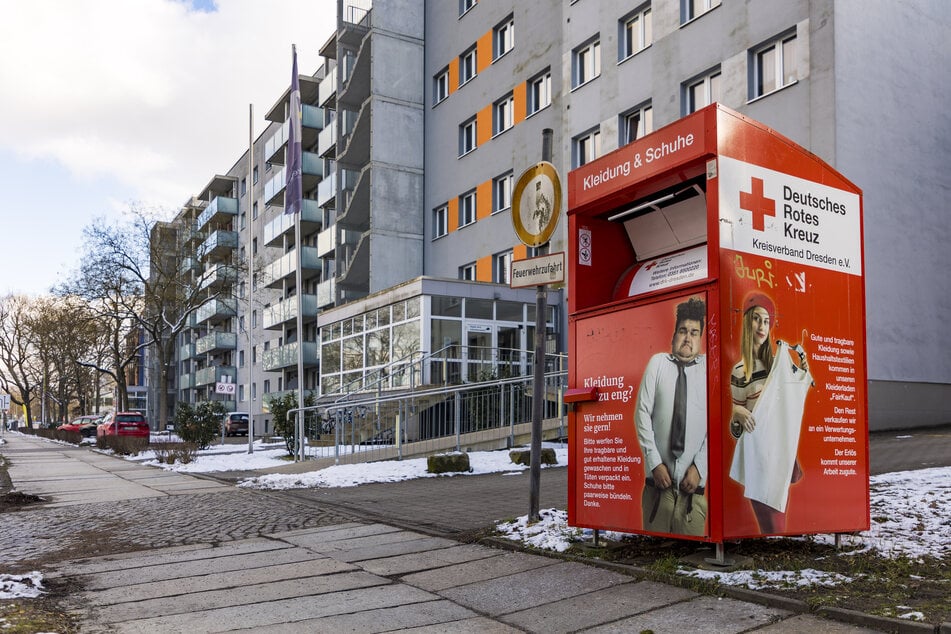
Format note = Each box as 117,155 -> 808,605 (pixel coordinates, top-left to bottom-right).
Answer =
0,0 -> 335,295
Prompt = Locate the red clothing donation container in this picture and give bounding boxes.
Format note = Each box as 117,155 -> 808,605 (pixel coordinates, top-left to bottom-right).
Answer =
565,104 -> 869,545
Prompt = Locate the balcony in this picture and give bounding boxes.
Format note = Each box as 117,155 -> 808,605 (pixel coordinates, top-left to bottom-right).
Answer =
263,152 -> 323,206
337,167 -> 369,232
318,116 -> 337,158
318,64 -> 337,109
179,373 -> 194,390
196,196 -> 237,231
195,297 -> 237,325
195,331 -> 238,355
316,169 -> 337,208
195,365 -> 237,387
263,294 -> 319,330
338,102 -> 370,168
338,36 -> 370,109
316,225 -> 337,258
264,106 -> 324,164
316,278 -> 335,308
262,341 -> 319,372
179,256 -> 199,275
260,247 -> 321,289
198,264 -> 237,291
179,343 -> 195,360
197,230 -> 238,261
262,199 -> 323,247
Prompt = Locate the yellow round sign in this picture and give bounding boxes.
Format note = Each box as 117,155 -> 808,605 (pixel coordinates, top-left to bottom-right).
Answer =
512,161 -> 562,248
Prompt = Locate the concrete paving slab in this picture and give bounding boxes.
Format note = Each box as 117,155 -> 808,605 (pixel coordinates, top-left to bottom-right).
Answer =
56,537 -> 292,576
360,543 -> 500,577
90,570 -> 388,622
394,618 -> 524,634
439,561 -> 631,617
79,558 -> 358,605
580,594 -> 791,633
230,599 -> 480,633
276,522 -> 403,546
330,536 -> 459,563
76,547 -> 317,589
265,522 -> 367,539
400,551 -> 559,592
500,579 -> 698,633
756,614 -> 883,633
279,523 -> 413,550
109,583 -> 441,634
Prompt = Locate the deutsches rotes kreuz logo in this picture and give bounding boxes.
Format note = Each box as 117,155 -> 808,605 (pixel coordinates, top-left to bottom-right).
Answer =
718,156 -> 862,276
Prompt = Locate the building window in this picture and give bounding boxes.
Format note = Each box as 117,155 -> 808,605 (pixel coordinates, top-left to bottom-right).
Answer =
459,0 -> 476,17
459,262 -> 477,280
493,93 -> 514,135
527,69 -> 551,116
494,16 -> 514,60
239,349 -> 245,367
459,46 -> 477,86
751,33 -> 797,99
252,201 -> 258,219
620,5 -> 652,60
459,117 -> 477,156
493,172 -> 513,213
239,210 -> 246,231
684,0 -> 720,23
684,69 -> 720,114
434,68 -> 449,104
252,237 -> 258,255
573,128 -> 601,168
433,204 -> 448,239
620,103 -> 653,145
263,379 -> 270,395
494,250 -> 513,284
252,310 -> 258,328
252,165 -> 259,184
239,384 -> 245,402
573,38 -> 601,88
458,191 -> 476,227
240,177 -> 247,196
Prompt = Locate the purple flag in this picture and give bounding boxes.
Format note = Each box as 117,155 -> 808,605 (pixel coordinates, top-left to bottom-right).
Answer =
284,45 -> 303,215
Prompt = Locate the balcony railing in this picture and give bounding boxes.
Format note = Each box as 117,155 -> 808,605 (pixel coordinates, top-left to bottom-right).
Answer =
318,117 -> 337,158
195,365 -> 237,387
195,331 -> 238,355
179,343 -> 195,360
178,373 -> 194,391
195,297 -> 237,325
197,230 -> 238,261
199,264 -> 237,291
316,278 -> 335,308
318,65 -> 337,108
196,196 -> 237,231
262,294 -> 319,330
260,247 -> 321,288
263,199 -> 322,247
262,341 -> 319,372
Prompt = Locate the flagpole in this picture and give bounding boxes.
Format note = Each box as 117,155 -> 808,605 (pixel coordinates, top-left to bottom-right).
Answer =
285,44 -> 306,463
247,103 -> 255,454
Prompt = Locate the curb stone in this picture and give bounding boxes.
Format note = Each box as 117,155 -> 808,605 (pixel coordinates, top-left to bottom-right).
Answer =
819,607 -> 939,633
481,536 -> 943,634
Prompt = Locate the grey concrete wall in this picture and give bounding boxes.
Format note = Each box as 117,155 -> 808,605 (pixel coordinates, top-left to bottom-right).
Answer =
834,0 -> 951,395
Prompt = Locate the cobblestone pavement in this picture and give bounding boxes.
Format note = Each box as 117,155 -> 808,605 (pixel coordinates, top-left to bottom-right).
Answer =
1,487 -> 355,571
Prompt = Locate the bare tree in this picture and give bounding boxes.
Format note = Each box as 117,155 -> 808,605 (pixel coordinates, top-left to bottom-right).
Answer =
0,295 -> 42,426
63,207 -> 235,429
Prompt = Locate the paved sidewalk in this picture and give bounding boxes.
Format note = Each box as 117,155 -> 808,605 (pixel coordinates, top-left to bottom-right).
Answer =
3,429 -> 948,632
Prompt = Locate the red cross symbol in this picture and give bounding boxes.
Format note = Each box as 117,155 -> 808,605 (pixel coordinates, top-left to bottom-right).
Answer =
739,177 -> 775,231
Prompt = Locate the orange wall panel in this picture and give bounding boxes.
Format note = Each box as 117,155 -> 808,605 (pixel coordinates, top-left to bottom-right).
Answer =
448,197 -> 459,233
448,59 -> 458,96
476,180 -> 493,221
477,104 -> 493,146
513,82 -> 526,125
476,255 -> 492,282
477,31 -> 493,74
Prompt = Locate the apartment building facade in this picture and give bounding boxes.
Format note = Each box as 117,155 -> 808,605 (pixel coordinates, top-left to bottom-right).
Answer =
153,0 -> 949,432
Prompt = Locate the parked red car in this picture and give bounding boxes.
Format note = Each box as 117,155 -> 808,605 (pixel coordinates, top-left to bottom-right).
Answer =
57,414 -> 103,438
97,412 -> 150,440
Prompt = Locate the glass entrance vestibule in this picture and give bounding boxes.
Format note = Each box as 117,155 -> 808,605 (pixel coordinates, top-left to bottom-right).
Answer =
317,277 -> 562,395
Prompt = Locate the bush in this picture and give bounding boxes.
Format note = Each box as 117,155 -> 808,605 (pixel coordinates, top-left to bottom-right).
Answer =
267,391 -> 318,456
19,427 -> 82,445
175,401 -> 226,449
509,448 -> 557,466
151,441 -> 198,464
96,435 -> 148,455
427,452 -> 471,474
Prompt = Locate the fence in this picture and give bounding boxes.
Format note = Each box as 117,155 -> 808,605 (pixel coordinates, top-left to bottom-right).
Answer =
292,350 -> 568,466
